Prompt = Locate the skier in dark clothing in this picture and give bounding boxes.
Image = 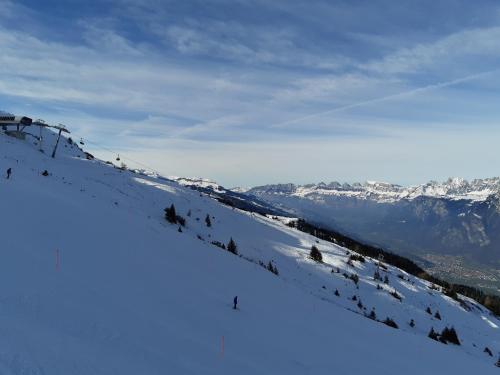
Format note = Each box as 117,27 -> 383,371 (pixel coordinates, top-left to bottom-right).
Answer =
233,296 -> 238,310
6,168 -> 11,179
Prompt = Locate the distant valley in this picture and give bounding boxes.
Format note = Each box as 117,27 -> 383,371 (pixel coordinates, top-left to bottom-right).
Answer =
240,179 -> 500,295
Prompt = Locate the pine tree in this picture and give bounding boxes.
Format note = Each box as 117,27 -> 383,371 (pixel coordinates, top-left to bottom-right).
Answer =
434,311 -> 441,320
368,308 -> 376,320
205,214 -> 212,227
383,317 -> 398,329
440,326 -> 460,345
273,264 -> 279,276
267,261 -> 274,272
409,319 -> 415,328
428,327 -> 439,341
164,204 -> 177,224
426,306 -> 432,315
227,238 -> 238,255
334,289 -> 340,297
310,245 -> 322,262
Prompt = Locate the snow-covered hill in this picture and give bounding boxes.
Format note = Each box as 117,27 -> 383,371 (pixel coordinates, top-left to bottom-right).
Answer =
0,126 -> 499,374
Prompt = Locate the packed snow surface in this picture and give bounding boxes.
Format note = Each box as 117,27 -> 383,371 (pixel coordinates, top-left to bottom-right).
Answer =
0,128 -> 499,374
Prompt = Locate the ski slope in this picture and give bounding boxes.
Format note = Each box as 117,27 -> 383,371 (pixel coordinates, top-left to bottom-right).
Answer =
0,127 -> 499,374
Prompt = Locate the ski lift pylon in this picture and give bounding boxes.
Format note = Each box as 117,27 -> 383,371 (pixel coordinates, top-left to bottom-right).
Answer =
79,138 -> 84,145
116,154 -> 120,161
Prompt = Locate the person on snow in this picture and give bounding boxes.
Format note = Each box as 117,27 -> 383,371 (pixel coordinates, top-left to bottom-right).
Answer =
233,296 -> 238,310
6,167 -> 11,179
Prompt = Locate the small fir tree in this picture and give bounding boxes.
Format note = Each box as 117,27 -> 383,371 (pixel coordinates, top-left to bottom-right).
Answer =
227,238 -> 238,255
428,327 -> 439,341
205,214 -> 212,227
368,309 -> 376,320
164,204 -> 177,224
383,317 -> 398,329
310,245 -> 323,262
440,327 -> 460,345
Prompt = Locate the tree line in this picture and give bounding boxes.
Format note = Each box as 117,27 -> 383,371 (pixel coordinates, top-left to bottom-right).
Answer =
287,219 -> 500,316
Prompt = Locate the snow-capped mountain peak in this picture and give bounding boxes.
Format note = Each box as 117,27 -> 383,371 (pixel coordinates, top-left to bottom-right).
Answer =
246,177 -> 500,203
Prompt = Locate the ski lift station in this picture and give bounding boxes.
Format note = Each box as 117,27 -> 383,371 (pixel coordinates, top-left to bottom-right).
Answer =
1,113 -> 70,158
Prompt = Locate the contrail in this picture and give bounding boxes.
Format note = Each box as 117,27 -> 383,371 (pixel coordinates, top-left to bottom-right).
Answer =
271,70 -> 498,129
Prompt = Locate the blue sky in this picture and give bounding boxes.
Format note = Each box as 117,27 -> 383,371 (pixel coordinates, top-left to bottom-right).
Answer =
1,0 -> 500,187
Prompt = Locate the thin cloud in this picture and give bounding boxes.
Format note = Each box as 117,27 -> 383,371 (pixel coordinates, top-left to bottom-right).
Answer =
270,70 -> 499,129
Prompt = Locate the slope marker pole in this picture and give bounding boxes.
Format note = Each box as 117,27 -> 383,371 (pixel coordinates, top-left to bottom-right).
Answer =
221,336 -> 224,358
55,249 -> 60,271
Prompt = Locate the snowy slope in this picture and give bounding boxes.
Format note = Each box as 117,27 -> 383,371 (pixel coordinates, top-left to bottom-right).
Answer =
0,127 -> 499,374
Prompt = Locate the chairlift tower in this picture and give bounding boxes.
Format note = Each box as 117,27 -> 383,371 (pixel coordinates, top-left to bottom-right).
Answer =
32,119 -> 47,152
51,123 -> 70,158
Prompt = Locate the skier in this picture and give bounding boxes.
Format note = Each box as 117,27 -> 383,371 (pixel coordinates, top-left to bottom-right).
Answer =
233,296 -> 238,310
6,167 -> 11,179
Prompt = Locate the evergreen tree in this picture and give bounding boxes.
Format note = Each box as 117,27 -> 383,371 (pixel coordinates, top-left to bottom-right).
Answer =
267,261 -> 274,273
227,238 -> 238,255
426,306 -> 432,315
383,317 -> 398,329
368,308 -> 376,320
428,327 -> 439,341
409,319 -> 415,328
434,311 -> 441,320
310,245 -> 323,262
440,327 -> 460,345
383,275 -> 389,284
205,214 -> 212,227
164,204 -> 177,224
273,264 -> 279,276
334,289 -> 340,297
484,347 -> 493,356
178,226 -> 182,233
